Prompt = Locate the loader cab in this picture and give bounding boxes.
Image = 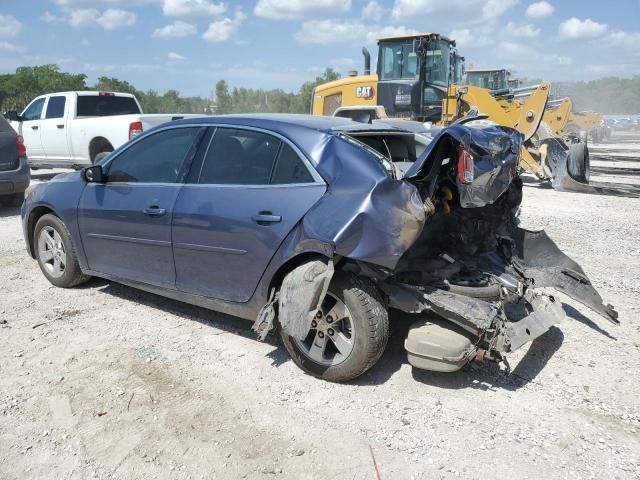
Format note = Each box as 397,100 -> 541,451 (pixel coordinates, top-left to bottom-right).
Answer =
376,33 -> 456,122
464,68 -> 511,91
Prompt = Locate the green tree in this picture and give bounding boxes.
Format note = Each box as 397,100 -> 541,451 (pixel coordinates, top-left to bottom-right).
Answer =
215,80 -> 232,114
0,65 -> 86,111
93,76 -> 138,95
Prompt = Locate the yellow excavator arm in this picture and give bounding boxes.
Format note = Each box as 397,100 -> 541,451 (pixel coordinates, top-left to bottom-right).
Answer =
442,82 -> 551,178
543,98 -> 572,137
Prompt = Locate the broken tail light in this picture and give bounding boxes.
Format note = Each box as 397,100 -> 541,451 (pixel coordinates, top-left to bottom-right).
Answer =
457,146 -> 474,184
129,121 -> 143,140
16,135 -> 26,157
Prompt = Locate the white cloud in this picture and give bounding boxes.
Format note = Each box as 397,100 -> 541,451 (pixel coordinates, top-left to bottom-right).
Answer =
97,9 -> 136,30
69,8 -> 100,27
202,10 -> 246,42
55,0 -> 159,5
450,27 -> 493,48
559,17 -> 607,39
41,11 -> 65,23
294,20 -> 412,46
362,1 -> 383,21
152,20 -> 197,38
506,21 -> 541,38
168,51 -> 186,61
482,0 -> 518,20
391,0 -> 516,23
162,0 -> 225,17
68,8 -> 136,29
294,20 -> 367,45
605,30 -> 640,51
366,25 -> 412,44
493,40 -> 573,77
0,40 -> 23,53
254,0 -> 351,19
526,1 -> 554,19
0,14 -> 22,38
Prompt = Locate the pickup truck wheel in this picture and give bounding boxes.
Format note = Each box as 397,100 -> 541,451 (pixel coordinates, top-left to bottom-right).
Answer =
34,214 -> 90,288
92,151 -> 112,164
1,193 -> 24,207
281,272 -> 389,382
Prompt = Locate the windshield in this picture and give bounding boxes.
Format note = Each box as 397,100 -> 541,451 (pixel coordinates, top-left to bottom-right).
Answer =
378,38 -> 451,85
465,71 -> 509,90
379,40 -> 420,80
76,95 -> 141,117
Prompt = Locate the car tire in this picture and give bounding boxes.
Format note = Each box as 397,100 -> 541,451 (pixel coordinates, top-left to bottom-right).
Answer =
281,271 -> 389,382
34,214 -> 91,288
567,142 -> 590,184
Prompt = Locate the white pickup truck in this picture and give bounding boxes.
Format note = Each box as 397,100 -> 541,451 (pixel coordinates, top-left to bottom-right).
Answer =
6,91 -> 202,168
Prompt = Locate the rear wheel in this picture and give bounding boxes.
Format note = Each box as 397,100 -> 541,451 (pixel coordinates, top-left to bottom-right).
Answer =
281,271 -> 389,382
92,151 -> 112,164
34,214 -> 90,288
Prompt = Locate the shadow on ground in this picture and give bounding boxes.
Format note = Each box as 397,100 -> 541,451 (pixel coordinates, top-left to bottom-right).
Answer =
88,279 -> 575,390
562,303 -> 616,340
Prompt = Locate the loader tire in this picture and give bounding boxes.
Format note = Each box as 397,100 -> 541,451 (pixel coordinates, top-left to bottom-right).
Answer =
567,142 -> 590,184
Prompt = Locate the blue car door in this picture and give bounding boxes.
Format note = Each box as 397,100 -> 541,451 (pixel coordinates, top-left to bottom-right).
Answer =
77,126 -> 205,287
172,126 -> 326,302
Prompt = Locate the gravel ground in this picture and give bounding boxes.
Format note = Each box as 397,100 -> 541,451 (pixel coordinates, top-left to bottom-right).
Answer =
1,134 -> 639,480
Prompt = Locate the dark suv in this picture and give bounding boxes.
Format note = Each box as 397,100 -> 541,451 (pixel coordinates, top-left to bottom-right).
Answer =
0,115 -> 30,207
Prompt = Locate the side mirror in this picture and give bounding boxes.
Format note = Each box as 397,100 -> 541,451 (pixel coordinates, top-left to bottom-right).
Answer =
84,165 -> 106,183
5,111 -> 19,122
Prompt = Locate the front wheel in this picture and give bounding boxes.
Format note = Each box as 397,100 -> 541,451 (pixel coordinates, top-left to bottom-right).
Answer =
34,214 -> 91,288
281,271 -> 389,382
567,142 -> 590,184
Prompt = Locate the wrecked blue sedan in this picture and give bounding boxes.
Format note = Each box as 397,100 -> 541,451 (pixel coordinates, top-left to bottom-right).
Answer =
21,114 -> 617,381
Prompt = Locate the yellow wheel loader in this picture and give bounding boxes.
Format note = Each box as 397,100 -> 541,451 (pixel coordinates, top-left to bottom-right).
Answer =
311,33 -> 590,189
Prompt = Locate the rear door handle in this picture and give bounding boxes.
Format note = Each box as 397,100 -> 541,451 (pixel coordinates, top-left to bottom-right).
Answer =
31,126 -> 38,130
252,212 -> 281,224
144,206 -> 167,216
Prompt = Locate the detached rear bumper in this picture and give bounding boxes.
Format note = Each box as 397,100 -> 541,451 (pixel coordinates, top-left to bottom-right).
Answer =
0,156 -> 30,195
381,228 -> 617,373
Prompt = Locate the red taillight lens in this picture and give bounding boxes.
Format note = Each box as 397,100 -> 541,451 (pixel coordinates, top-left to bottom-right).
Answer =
16,135 -> 26,157
129,121 -> 143,140
457,146 -> 474,184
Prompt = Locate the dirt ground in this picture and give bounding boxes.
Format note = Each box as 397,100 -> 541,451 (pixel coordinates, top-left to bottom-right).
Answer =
1,132 -> 639,480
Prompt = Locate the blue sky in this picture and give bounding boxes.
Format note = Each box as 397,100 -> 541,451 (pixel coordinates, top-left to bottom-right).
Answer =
1,0 -> 639,97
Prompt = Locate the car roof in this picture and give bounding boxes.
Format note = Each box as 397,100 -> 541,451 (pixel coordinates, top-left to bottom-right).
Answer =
177,113 -> 416,134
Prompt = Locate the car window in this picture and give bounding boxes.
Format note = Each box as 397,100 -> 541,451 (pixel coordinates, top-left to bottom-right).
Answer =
22,98 -> 45,121
270,143 -> 315,184
45,96 -> 66,119
76,95 -> 141,117
107,127 -> 201,183
199,128 -> 282,185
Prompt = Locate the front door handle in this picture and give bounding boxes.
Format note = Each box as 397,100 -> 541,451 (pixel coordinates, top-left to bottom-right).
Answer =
57,124 -> 64,129
252,211 -> 281,224
144,206 -> 167,216
31,125 -> 39,130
